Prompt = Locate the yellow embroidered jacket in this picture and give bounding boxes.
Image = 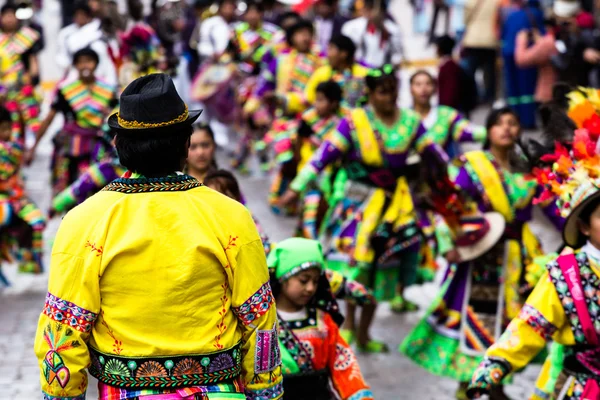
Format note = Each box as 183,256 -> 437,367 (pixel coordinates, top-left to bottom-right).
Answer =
34,175 -> 282,399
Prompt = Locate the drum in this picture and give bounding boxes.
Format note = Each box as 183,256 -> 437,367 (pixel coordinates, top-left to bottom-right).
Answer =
191,63 -> 237,124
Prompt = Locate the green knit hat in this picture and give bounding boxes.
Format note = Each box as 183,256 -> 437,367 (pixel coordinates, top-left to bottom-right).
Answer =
267,238 -> 325,282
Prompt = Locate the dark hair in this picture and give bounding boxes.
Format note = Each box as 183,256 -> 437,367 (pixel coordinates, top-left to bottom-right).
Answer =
365,65 -> 398,92
316,80 -> 343,103
73,1 -> 93,17
435,34 -> 456,56
219,0 -> 237,7
204,169 -> 242,202
0,105 -> 11,124
328,34 -> 356,64
277,11 -> 300,27
115,125 -> 193,177
285,19 -> 314,47
72,47 -> 99,66
245,0 -> 265,13
127,0 -> 144,21
409,69 -> 436,86
483,106 -> 520,149
485,106 -> 519,131
0,4 -> 18,15
193,123 -> 215,143
577,196 -> 600,247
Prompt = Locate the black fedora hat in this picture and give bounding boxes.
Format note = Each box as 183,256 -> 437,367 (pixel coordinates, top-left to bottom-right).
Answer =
108,73 -> 202,133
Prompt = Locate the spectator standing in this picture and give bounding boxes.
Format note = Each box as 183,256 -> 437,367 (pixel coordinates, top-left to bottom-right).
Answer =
341,0 -> 403,68
314,0 -> 347,52
514,18 -> 558,103
501,0 -> 545,129
197,0 -> 236,63
551,0 -> 595,87
56,1 -> 117,86
429,0 -> 450,44
461,0 -> 501,105
436,35 -> 462,111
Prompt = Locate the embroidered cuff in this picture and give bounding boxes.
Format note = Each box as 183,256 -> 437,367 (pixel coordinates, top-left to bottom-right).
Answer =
290,165 -> 318,193
43,292 -> 98,333
232,282 -> 274,326
518,304 -> 557,340
245,381 -> 284,400
467,357 -> 512,397
348,389 -> 375,400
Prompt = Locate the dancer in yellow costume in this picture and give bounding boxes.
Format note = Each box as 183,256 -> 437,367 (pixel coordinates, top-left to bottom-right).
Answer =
34,74 -> 282,400
467,110 -> 600,400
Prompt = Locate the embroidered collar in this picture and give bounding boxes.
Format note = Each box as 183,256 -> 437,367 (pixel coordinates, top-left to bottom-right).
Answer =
102,174 -> 202,194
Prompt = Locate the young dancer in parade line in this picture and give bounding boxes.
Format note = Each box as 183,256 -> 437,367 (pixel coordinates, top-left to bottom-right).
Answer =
245,19 -> 324,214
117,0 -> 162,87
34,74 -> 283,399
467,125 -> 600,400
280,65 -> 438,352
27,47 -> 118,199
233,0 -> 281,75
267,237 -> 373,400
185,124 -> 218,183
0,104 -> 45,281
410,70 -> 486,159
0,3 -> 43,136
300,34 -> 369,111
400,107 -> 564,400
404,70 -> 487,295
50,130 -> 124,216
264,80 -> 347,237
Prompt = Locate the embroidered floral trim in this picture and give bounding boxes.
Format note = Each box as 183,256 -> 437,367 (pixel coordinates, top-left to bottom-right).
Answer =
547,253 -> 600,345
43,394 -> 86,400
232,282 -> 274,326
102,175 -> 202,194
468,357 -> 512,395
85,241 -> 103,257
42,322 -> 81,389
88,342 -> 242,389
279,261 -> 323,282
254,323 -> 281,375
245,381 -> 284,400
43,292 -> 98,333
517,304 -> 557,340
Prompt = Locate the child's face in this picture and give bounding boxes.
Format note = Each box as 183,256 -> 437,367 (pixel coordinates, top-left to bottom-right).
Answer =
0,121 -> 12,141
315,92 -> 337,118
579,202 -> 600,247
281,268 -> 320,307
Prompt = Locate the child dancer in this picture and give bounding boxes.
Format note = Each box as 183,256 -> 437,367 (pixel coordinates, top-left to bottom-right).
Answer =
267,237 -> 373,400
0,104 -> 45,279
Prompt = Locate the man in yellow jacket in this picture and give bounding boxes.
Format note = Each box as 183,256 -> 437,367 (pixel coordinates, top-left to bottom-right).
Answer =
34,74 -> 283,400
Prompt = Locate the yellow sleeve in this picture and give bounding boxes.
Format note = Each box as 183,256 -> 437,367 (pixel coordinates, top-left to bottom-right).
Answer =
228,211 -> 283,399
283,92 -> 307,115
33,213 -> 102,399
468,271 -> 574,396
303,66 -> 329,107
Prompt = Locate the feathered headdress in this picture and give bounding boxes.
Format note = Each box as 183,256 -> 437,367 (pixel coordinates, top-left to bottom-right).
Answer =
534,87 -> 600,247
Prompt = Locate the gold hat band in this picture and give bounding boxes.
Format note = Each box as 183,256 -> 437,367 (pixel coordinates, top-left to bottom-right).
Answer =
116,104 -> 189,129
